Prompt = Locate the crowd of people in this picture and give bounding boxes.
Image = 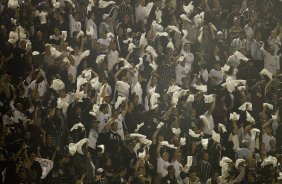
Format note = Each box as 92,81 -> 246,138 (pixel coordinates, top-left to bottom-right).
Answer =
0,0 -> 282,183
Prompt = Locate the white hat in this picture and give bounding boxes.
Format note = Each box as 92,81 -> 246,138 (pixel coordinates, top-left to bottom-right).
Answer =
68,138 -> 88,156
172,128 -> 181,136
201,138 -> 209,149
261,156 -> 278,167
260,69 -> 273,80
180,137 -> 186,146
238,102 -> 252,111
212,131 -> 220,143
233,51 -> 249,61
146,45 -> 158,58
186,94 -> 195,103
50,79 -> 65,91
263,103 -> 273,110
70,122 -> 85,132
115,96 -> 127,109
156,122 -> 164,129
218,123 -> 227,133
189,129 -> 202,138
204,94 -> 215,103
235,159 -> 245,169
138,149 -> 146,159
96,54 -> 106,65
246,111 -> 255,123
229,112 -> 240,121
97,144 -> 105,154
183,1 -> 194,15
98,0 -> 116,8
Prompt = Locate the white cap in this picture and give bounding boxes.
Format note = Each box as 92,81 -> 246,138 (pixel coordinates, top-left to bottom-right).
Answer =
50,79 -> 65,91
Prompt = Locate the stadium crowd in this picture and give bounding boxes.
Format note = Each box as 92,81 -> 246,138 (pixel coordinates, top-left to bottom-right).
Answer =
0,0 -> 282,183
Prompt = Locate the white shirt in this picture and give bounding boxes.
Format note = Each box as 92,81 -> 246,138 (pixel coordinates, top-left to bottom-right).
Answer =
29,80 -> 47,97
261,49 -> 280,74
203,111 -> 215,135
231,38 -> 248,52
171,160 -> 183,183
39,11 -> 48,24
209,69 -> 223,85
106,50 -> 119,71
175,64 -> 189,85
227,54 -> 241,69
251,39 -> 263,60
97,38 -> 111,51
86,18 -> 98,40
262,133 -> 275,152
69,14 -> 81,38
88,128 -> 99,149
97,111 -> 108,133
116,81 -> 130,97
68,65 -> 77,84
157,158 -> 171,177
135,4 -> 146,23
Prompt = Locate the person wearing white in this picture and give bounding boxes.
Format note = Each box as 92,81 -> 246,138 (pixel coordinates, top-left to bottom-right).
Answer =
106,42 -> 119,71
203,99 -> 215,136
261,47 -> 280,75
181,42 -> 194,70
209,64 -> 223,85
88,121 -> 99,150
156,144 -> 171,177
86,14 -> 98,40
135,0 -> 147,24
69,13 -> 81,38
175,59 -> 189,85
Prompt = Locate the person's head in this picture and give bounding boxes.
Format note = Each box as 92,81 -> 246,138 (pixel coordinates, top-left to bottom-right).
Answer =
202,151 -> 209,161
242,140 -> 249,148
234,17 -> 240,26
36,31 -> 43,40
111,121 -> 118,132
173,151 -> 181,161
74,105 -> 82,116
216,31 -> 224,40
183,42 -> 191,52
123,14 -> 130,23
165,0 -> 173,9
167,165 -> 175,176
162,151 -> 169,161
91,120 -> 99,131
214,62 -> 221,70
239,31 -> 245,40
99,103 -> 109,114
181,77 -> 190,87
270,140 -> 276,149
265,126 -> 272,135
247,173 -> 256,183
54,27 -> 60,36
189,169 -> 198,181
117,26 -> 124,36
118,166 -> 127,176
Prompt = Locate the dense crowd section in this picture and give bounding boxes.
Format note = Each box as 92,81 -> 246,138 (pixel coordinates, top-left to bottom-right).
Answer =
0,0 -> 282,183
